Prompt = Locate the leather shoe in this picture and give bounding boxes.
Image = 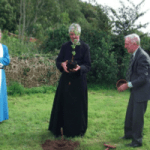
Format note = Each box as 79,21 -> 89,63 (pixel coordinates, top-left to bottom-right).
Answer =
120,136 -> 132,140
126,142 -> 142,147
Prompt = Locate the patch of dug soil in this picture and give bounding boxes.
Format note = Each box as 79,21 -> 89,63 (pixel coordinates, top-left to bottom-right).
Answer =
42,139 -> 80,150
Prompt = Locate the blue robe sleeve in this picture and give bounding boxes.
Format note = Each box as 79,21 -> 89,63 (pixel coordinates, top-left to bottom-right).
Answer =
56,44 -> 65,72
80,45 -> 91,75
0,45 -> 10,66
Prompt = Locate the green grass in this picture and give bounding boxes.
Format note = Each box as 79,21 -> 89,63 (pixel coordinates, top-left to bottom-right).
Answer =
0,88 -> 150,150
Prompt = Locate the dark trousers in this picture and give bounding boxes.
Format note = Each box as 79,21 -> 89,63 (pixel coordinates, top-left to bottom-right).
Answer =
124,93 -> 148,144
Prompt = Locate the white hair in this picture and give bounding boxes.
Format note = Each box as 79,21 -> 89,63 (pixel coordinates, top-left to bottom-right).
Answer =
68,23 -> 81,35
125,33 -> 140,45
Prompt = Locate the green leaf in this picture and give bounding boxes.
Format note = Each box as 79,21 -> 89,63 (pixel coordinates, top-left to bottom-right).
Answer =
71,45 -> 76,49
72,51 -> 76,56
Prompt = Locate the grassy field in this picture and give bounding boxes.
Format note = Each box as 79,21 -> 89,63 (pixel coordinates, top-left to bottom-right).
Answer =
0,88 -> 150,150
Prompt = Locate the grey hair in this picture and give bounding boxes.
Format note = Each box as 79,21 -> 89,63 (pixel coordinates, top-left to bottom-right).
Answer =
68,23 -> 81,35
125,33 -> 140,45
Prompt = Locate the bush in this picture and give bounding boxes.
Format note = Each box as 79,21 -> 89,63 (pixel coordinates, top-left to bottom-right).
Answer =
7,82 -> 56,96
40,25 -> 69,53
1,31 -> 39,57
24,86 -> 56,95
111,34 -> 130,80
7,81 -> 25,96
81,30 -> 118,85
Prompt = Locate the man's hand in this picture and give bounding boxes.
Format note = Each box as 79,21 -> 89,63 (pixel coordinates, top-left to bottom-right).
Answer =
118,83 -> 129,92
61,60 -> 69,73
69,65 -> 81,72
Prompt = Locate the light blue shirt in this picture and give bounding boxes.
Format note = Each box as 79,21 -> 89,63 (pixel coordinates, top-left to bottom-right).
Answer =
128,47 -> 139,88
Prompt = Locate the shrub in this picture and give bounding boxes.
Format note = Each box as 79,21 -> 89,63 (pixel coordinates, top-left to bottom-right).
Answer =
7,82 -> 57,96
81,31 -> 118,85
7,81 -> 25,96
40,25 -> 69,53
1,31 -> 39,57
111,34 -> 130,80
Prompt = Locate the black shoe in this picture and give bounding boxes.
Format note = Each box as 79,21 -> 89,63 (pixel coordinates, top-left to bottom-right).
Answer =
120,136 -> 132,140
126,142 -> 142,147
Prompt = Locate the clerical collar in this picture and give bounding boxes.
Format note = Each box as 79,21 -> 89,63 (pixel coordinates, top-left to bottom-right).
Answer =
133,46 -> 139,57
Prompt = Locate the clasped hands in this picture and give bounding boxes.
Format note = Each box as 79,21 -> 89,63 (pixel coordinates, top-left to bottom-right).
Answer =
117,83 -> 129,92
61,60 -> 81,73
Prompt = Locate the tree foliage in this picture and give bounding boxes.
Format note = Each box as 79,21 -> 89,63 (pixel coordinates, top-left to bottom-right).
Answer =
81,30 -> 117,84
109,0 -> 149,35
0,0 -> 18,32
0,0 -> 111,36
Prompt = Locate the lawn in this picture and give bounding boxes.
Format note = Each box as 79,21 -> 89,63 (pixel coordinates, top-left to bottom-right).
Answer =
0,88 -> 150,150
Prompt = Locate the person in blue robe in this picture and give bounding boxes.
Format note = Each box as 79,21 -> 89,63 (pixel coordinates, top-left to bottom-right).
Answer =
0,40 -> 10,123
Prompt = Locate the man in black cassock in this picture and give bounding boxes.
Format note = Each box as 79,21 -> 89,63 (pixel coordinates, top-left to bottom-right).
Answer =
48,23 -> 91,137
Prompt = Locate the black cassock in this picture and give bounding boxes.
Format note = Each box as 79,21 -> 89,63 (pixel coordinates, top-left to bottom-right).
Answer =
48,41 -> 91,137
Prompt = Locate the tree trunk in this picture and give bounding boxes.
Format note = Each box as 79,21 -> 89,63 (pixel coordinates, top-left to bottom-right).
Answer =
19,0 -> 23,40
21,0 -> 26,41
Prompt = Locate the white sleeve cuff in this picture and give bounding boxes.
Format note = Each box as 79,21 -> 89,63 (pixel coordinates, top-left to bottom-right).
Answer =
0,63 -> 3,67
128,82 -> 133,88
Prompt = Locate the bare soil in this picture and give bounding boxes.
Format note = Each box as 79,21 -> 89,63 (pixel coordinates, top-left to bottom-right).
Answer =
42,139 -> 80,150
